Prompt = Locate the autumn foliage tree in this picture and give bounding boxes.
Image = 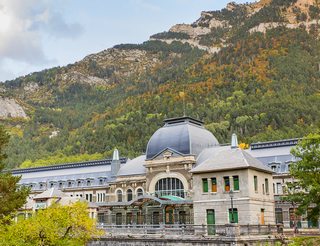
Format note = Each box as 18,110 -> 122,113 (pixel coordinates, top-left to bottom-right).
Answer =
0,202 -> 103,246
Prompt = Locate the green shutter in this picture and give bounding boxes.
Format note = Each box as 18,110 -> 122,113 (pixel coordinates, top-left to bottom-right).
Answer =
233,176 -> 239,191
202,179 -> 208,192
229,209 -> 238,223
207,209 -> 215,235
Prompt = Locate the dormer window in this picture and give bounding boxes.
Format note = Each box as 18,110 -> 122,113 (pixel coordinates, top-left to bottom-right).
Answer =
68,181 -> 72,187
287,164 -> 291,172
271,165 -> 277,171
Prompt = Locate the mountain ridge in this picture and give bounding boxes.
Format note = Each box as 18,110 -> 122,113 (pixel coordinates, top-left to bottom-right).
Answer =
0,0 -> 319,169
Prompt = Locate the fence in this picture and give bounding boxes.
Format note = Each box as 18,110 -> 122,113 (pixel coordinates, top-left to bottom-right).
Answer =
98,223 -> 278,236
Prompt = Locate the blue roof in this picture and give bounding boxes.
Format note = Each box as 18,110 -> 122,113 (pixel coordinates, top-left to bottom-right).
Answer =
11,158 -> 127,174
146,117 -> 219,160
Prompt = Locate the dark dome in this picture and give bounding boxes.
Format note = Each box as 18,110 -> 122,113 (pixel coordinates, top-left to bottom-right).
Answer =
146,117 -> 219,160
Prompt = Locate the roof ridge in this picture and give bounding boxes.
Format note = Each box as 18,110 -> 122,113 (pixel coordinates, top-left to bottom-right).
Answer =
240,149 -> 250,167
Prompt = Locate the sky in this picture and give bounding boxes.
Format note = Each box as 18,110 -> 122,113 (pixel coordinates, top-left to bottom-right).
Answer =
0,0 -> 255,82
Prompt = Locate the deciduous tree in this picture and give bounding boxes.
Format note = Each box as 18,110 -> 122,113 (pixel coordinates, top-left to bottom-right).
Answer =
286,133 -> 320,222
0,202 -> 103,246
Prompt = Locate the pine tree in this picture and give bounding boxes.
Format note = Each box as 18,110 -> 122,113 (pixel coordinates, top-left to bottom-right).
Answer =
0,125 -> 29,223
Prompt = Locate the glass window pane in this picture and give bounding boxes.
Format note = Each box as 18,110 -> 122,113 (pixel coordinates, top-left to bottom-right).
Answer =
254,176 -> 258,192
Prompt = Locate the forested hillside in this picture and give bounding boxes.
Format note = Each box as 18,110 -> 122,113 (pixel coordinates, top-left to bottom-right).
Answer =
0,0 -> 320,169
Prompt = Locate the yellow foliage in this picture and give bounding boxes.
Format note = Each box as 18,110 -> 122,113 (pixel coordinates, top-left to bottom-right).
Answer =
179,91 -> 185,98
0,202 -> 103,246
239,143 -> 249,149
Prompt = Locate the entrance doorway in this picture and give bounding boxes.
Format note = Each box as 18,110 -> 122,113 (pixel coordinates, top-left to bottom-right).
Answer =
152,211 -> 160,225
165,206 -> 174,224
206,209 -> 215,235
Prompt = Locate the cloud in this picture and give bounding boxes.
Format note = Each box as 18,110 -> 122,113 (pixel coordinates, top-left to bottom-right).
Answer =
0,0 -> 83,66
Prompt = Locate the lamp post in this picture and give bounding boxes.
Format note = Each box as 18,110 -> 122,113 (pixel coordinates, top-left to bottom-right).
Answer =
229,190 -> 234,223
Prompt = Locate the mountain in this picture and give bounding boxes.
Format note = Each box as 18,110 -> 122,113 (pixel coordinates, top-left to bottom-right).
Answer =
1,0 -> 320,169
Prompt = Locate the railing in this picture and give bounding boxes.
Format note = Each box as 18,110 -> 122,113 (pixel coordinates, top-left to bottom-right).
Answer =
97,224 -> 278,236
152,190 -> 187,198
239,224 -> 277,235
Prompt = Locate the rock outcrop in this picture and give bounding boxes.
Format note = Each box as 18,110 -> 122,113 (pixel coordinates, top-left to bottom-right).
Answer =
0,97 -> 27,118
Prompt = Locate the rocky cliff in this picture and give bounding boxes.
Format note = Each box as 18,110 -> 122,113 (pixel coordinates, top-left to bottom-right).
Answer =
0,97 -> 27,119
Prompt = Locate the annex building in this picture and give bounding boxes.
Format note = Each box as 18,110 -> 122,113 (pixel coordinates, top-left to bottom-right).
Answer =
13,116 -> 319,230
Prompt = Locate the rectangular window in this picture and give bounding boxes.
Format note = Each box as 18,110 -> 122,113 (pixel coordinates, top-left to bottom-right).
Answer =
224,177 -> 230,192
273,183 -> 275,194
254,176 -> 258,192
229,208 -> 238,223
275,208 -> 283,224
202,178 -> 208,193
211,177 -> 217,192
276,183 -> 282,195
262,184 -> 265,195
261,209 -> 265,225
265,178 -> 269,194
233,176 -> 239,191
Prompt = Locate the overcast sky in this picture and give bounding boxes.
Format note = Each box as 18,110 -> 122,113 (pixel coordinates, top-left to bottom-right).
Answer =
0,0 -> 254,82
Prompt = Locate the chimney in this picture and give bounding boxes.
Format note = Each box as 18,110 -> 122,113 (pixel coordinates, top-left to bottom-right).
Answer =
111,148 -> 120,177
231,133 -> 238,149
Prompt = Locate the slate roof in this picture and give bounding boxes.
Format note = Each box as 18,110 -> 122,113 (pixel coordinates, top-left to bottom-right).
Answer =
19,171 -> 111,185
117,155 -> 146,176
146,117 -> 219,160
191,146 -> 273,174
12,158 -> 127,174
246,138 -> 298,174
33,188 -> 67,199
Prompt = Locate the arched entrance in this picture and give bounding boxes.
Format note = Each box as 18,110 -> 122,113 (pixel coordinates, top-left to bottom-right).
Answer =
155,177 -> 185,198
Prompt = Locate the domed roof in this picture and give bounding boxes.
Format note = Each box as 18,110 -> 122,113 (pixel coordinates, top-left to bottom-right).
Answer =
146,117 -> 219,160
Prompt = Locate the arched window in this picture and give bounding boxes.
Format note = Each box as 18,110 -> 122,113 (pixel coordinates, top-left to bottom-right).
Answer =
155,177 -> 184,198
137,188 -> 143,197
116,190 -> 123,202
127,189 -> 133,202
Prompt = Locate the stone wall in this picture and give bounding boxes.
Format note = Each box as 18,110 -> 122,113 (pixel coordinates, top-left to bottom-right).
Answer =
193,169 -> 275,225
88,236 -> 279,246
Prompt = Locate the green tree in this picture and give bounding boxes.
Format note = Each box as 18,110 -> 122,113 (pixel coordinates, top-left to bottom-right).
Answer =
0,202 -> 103,246
286,132 -> 320,222
0,125 -> 29,223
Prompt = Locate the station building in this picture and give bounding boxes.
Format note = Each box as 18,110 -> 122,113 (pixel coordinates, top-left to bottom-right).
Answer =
13,116 -> 316,228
